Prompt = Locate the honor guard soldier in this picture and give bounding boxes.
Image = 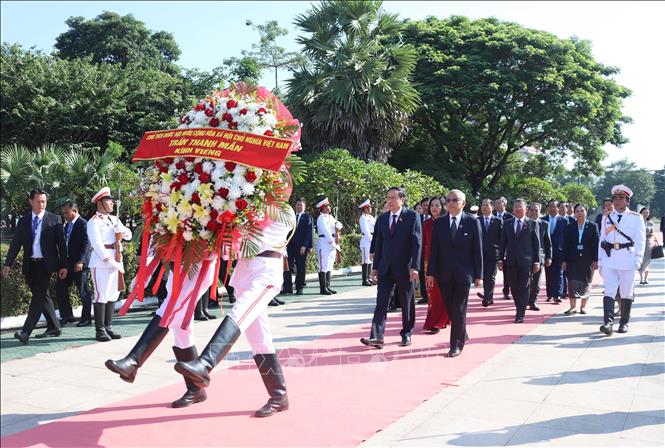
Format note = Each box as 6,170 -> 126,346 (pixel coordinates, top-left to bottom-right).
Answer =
315,197 -> 342,295
598,184 -> 646,335
88,187 -> 132,342
358,199 -> 376,286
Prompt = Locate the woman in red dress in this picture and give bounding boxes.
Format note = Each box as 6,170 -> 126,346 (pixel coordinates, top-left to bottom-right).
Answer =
422,196 -> 450,333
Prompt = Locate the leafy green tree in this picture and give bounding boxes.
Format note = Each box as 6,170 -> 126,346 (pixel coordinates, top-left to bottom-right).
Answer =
505,177 -> 561,206
594,159 -> 656,210
399,16 -> 631,197
244,20 -> 304,93
55,11 -> 181,73
560,183 -> 597,208
651,166 -> 665,217
286,0 -> 419,162
182,57 -> 262,99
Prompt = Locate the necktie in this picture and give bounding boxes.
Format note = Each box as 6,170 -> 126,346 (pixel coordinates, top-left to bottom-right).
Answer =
32,215 -> 40,238
296,213 -> 301,227
516,219 -> 522,234
617,215 -> 622,223
484,217 -> 490,230
390,214 -> 397,235
550,217 -> 556,235
451,216 -> 458,239
65,222 -> 72,246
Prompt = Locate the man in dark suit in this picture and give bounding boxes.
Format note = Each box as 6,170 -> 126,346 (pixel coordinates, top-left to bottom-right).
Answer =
477,198 -> 502,307
361,187 -> 421,349
427,189 -> 482,357
282,197 -> 313,295
2,189 -> 68,344
498,198 -> 541,323
527,203 -> 552,311
493,196 -> 514,300
542,200 -> 566,303
417,197 -> 430,304
55,201 -> 92,326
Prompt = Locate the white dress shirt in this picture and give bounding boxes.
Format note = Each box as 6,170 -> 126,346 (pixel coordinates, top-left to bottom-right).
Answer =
31,210 -> 46,258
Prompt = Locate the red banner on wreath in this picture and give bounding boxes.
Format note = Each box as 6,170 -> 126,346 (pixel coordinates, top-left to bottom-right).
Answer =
133,127 -> 293,172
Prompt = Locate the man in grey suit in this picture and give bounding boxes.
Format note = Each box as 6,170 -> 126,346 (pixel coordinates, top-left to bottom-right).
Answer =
498,198 -> 541,323
527,203 -> 552,311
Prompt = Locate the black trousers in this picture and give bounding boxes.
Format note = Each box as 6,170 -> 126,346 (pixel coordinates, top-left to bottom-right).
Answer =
283,246 -> 307,292
545,259 -> 564,299
507,263 -> 532,319
439,279 -> 470,351
370,269 -> 415,340
529,266 -> 543,306
502,263 -> 510,297
219,258 -> 236,299
22,260 -> 59,335
483,256 -> 497,300
56,268 -> 91,320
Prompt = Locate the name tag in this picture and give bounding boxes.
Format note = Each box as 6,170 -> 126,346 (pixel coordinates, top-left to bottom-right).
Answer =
577,244 -> 584,250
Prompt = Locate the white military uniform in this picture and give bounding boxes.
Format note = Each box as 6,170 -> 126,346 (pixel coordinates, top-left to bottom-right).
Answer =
598,209 -> 646,300
359,213 -> 375,264
226,207 -> 295,355
88,212 -> 132,304
316,213 -> 341,273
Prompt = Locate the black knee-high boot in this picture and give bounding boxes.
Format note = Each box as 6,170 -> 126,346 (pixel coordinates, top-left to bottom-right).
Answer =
201,292 -> 216,320
319,272 -> 331,295
361,264 -> 368,286
104,301 -> 121,339
254,353 -> 289,417
618,299 -> 633,333
194,297 -> 208,321
94,302 -> 111,342
174,315 -> 241,388
365,264 -> 375,285
599,296 -> 615,335
105,315 -> 168,383
172,346 -> 207,408
326,271 -> 337,294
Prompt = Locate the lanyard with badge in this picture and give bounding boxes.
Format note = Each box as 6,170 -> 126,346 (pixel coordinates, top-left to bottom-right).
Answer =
577,223 -> 585,253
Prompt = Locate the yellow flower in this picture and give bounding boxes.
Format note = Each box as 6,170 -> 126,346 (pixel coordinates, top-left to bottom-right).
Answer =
197,183 -> 214,202
177,200 -> 193,217
164,209 -> 180,233
160,172 -> 173,183
168,189 -> 182,206
192,203 -> 209,222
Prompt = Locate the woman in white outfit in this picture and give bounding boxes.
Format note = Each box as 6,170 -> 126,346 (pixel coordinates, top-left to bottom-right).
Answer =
315,197 -> 342,295
358,199 -> 375,286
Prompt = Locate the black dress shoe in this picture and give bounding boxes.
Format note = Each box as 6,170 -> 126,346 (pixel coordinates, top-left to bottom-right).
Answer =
600,323 -> 613,335
503,295 -> 511,300
106,329 -> 122,339
59,317 -> 77,326
425,328 -> 440,334
295,289 -> 303,295
202,311 -> 217,320
268,299 -> 280,306
447,348 -> 461,358
360,338 -> 384,349
76,319 -> 92,327
229,297 -> 236,304
35,328 -> 62,338
417,298 -> 428,305
488,299 -> 494,305
482,300 -> 489,307
528,305 -> 540,311
477,292 -> 485,300
514,317 -> 524,323
14,331 -> 29,344
617,323 -> 629,333
274,298 -> 285,305
280,290 -> 293,295
194,314 -> 208,321
399,335 -> 411,347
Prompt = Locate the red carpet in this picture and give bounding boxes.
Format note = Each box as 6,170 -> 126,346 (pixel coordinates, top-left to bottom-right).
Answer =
3,279 -> 575,448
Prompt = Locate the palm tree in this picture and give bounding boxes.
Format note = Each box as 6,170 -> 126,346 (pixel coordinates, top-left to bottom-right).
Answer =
286,0 -> 419,162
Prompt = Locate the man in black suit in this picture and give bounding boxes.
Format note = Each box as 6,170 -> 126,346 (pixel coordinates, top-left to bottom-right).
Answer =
282,197 -> 313,295
361,187 -> 421,349
527,203 -> 552,311
427,189 -> 482,357
493,196 -> 514,301
542,200 -> 566,303
2,189 -> 68,344
477,198 -> 502,307
417,197 -> 430,304
498,198 -> 541,323
55,201 -> 92,326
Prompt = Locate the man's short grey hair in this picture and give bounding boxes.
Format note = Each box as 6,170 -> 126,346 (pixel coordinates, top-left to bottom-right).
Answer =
529,202 -> 542,210
513,198 -> 527,206
447,189 -> 466,202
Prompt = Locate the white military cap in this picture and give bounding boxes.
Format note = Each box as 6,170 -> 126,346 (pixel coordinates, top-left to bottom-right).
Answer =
611,184 -> 633,198
469,205 -> 479,212
358,199 -> 371,209
315,197 -> 330,209
91,187 -> 113,203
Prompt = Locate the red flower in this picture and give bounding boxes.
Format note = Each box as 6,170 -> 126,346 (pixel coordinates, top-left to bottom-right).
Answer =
180,115 -> 190,124
193,163 -> 203,174
198,172 -> 211,183
209,117 -> 220,127
178,172 -> 189,184
191,193 -> 201,205
204,108 -> 214,117
245,171 -> 257,183
235,198 -> 248,211
222,112 -> 233,122
175,161 -> 186,170
226,99 -> 238,109
257,107 -> 267,115
220,210 -> 236,223
224,162 -> 236,172
164,157 -> 174,165
185,157 -> 195,163
209,209 -> 218,221
155,202 -> 164,212
156,161 -> 168,173
264,130 -> 274,137
170,182 -> 181,191
217,187 -> 229,199
194,103 -> 205,111
230,121 -> 238,129
206,220 -> 220,232
238,108 -> 248,115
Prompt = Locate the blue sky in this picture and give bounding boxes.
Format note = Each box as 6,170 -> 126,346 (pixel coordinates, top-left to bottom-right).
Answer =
2,1 -> 664,170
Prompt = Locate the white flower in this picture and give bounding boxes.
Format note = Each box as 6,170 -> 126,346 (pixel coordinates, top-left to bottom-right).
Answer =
211,167 -> 224,182
197,214 -> 211,228
263,114 -> 278,127
212,196 -> 226,211
183,230 -> 194,241
194,110 -> 207,124
225,201 -> 238,213
253,125 -> 269,136
194,157 -> 203,164
160,181 -> 171,194
232,174 -> 245,186
247,103 -> 259,112
202,161 -> 214,173
241,182 -> 255,196
234,165 -> 247,176
228,185 -> 242,201
213,179 -> 225,191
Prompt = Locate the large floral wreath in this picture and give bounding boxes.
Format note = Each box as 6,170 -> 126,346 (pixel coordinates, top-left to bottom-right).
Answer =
120,83 -> 303,327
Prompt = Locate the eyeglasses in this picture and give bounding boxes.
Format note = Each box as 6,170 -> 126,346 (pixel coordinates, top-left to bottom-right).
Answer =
446,198 -> 461,203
